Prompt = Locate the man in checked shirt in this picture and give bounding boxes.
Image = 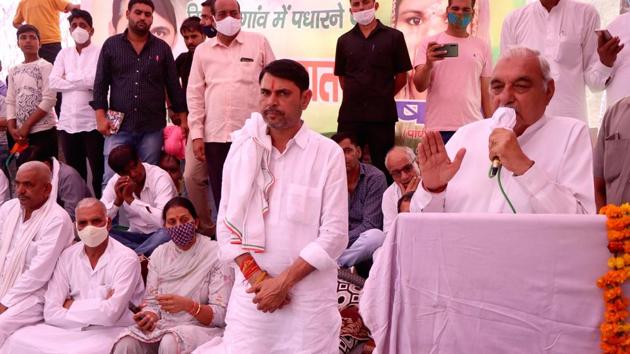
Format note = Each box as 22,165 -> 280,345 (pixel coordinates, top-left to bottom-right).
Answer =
332,132 -> 388,270
91,0 -> 187,190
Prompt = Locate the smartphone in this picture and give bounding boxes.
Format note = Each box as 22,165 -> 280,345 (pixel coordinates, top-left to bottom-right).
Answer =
596,29 -> 612,42
128,302 -> 142,314
436,43 -> 458,58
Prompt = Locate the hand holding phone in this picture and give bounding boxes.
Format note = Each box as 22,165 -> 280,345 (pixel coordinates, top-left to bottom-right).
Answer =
128,301 -> 142,314
435,43 -> 459,58
596,29 -> 612,42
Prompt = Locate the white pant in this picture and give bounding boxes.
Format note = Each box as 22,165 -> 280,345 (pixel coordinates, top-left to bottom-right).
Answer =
0,301 -> 43,348
338,229 -> 386,267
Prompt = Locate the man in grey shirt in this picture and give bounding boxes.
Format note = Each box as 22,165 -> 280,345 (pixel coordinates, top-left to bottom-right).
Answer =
17,145 -> 92,220
594,96 -> 630,210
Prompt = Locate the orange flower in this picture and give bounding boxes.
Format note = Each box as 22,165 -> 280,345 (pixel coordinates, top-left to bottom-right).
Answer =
605,310 -> 629,322
599,204 -> 630,353
602,205 -> 623,218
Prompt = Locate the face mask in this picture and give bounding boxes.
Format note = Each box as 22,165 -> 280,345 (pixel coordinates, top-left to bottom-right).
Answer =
352,8 -> 376,26
214,16 -> 241,37
167,222 -> 196,248
71,27 -> 90,45
447,12 -> 472,28
77,224 -> 108,248
201,25 -> 217,38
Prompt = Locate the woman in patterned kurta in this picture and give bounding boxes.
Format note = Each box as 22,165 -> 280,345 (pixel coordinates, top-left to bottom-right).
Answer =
111,197 -> 234,354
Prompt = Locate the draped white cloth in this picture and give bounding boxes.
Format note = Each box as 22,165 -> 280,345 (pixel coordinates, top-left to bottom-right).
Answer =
197,123 -> 348,354
0,184 -> 73,345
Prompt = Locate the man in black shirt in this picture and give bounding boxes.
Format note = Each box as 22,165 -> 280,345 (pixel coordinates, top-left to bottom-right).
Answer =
334,0 -> 412,180
175,16 -> 206,92
91,0 -> 187,189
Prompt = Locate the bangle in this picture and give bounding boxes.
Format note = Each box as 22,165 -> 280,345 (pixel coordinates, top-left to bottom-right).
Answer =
193,302 -> 202,316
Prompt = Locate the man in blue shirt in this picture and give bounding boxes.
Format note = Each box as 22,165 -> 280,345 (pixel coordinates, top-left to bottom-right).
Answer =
332,132 -> 387,268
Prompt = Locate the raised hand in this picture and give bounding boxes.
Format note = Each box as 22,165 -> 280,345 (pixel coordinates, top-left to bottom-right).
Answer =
416,131 -> 466,191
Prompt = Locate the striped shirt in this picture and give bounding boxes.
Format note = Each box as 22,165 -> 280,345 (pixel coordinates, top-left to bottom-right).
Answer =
90,30 -> 186,133
348,163 -> 388,245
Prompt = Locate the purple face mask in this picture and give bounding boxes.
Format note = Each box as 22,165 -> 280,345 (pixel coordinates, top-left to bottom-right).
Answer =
167,222 -> 196,247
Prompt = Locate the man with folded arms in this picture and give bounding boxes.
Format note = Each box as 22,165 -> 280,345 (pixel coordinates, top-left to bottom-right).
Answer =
0,162 -> 74,347
0,198 -> 145,354
411,47 -> 595,214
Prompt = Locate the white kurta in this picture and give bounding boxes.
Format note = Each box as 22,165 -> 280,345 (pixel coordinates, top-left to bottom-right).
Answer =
605,12 -> 630,107
382,183 -> 403,235
0,171 -> 8,207
410,115 -> 595,214
0,199 -> 74,345
198,123 -> 349,354
500,0 -> 612,123
0,238 -> 145,354
101,163 -> 177,234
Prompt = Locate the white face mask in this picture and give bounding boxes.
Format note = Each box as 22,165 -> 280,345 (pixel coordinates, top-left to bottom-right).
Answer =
352,7 -> 376,26
76,224 -> 108,248
214,16 -> 241,37
71,27 -> 90,45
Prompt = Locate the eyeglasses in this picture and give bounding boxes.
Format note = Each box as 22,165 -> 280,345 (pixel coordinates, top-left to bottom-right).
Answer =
389,163 -> 415,179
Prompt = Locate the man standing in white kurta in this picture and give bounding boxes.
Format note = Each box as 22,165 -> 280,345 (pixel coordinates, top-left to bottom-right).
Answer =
195,59 -> 348,353
0,198 -> 145,354
0,162 -> 74,346
410,47 -> 595,214
500,0 -> 623,123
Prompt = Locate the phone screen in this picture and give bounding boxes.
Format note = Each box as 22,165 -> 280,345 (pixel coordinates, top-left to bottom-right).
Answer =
437,44 -> 458,58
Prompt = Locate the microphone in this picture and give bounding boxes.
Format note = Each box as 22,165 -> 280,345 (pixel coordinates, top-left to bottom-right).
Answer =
490,157 -> 501,177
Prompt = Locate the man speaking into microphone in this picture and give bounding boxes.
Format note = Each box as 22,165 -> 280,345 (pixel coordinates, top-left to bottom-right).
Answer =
411,47 -> 595,214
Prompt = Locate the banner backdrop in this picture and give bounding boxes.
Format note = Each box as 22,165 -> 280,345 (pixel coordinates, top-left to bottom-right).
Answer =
0,0 -> 622,132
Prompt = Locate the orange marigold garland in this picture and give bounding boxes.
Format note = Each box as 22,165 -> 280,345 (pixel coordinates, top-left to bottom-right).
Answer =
598,204 -> 630,353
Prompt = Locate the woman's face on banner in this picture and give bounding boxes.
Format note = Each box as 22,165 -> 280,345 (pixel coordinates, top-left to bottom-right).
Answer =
394,0 -> 447,58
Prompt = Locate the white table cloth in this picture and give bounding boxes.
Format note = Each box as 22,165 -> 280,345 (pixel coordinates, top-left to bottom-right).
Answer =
360,213 -> 612,354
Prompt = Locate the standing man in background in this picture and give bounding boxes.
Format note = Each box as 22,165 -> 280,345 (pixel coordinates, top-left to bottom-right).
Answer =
501,0 -> 623,123
91,0 -> 187,188
49,9 -> 104,198
413,0 -> 493,143
335,0 -> 412,179
175,15 -> 215,236
187,0 -> 275,210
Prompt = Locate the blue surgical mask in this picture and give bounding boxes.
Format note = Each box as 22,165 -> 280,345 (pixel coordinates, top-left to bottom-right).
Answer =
447,12 -> 472,28
201,25 -> 217,38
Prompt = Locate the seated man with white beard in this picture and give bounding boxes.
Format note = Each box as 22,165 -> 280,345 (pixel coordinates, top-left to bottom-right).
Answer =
0,198 -> 145,354
0,162 -> 74,347
411,47 -> 595,214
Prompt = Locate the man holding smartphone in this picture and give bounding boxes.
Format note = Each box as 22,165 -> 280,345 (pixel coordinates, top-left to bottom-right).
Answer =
412,0 -> 493,143
501,0 -> 623,123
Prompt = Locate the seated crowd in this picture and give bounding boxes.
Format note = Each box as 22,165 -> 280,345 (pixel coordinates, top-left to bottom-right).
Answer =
0,0 -> 628,352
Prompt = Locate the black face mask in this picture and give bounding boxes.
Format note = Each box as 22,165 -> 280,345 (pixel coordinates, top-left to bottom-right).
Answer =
202,25 -> 217,38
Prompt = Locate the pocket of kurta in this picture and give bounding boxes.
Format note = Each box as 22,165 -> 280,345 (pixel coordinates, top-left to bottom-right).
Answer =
286,184 -> 322,226
555,35 -> 581,67
603,138 -> 630,183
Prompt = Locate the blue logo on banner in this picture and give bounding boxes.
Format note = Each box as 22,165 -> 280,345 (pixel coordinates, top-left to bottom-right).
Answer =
396,100 -> 426,124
